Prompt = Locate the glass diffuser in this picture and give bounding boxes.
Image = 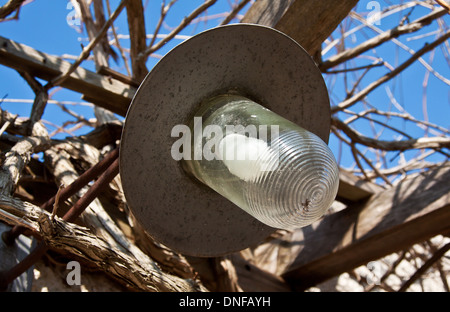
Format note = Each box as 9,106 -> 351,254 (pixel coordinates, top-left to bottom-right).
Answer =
181,94 -> 339,230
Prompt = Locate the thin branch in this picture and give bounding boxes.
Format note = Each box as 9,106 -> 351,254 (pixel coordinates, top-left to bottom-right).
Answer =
353,144 -> 393,186
353,153 -> 449,179
321,8 -> 447,71
148,0 -> 177,49
332,117 -> 450,151
331,30 -> 450,113
106,0 -> 131,76
343,109 -> 413,139
365,251 -> 407,291
78,0 -> 108,68
321,1 -> 420,56
398,242 -> 450,292
18,71 -> 48,126
0,0 -> 25,19
350,143 -> 372,181
435,0 -> 450,14
46,0 -> 128,89
324,60 -> 384,74
350,11 -> 450,86
137,0 -> 217,62
220,0 -> 251,25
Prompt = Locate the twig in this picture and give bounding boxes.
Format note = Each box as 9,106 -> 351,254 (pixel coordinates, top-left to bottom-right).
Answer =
352,154 -> 449,179
350,144 -> 372,181
321,1 -> 420,56
51,184 -> 65,221
137,0 -> 217,62
56,102 -> 96,127
435,0 -> 450,14
105,0 -> 131,76
398,242 -> 450,292
362,107 -> 450,136
0,0 -> 25,19
47,0 -> 128,89
331,30 -> 450,113
353,145 -> 393,186
350,11 -> 450,86
343,109 -> 413,140
324,60 -> 384,74
332,117 -> 450,151
18,71 -> 48,127
148,0 -> 177,50
0,119 -> 50,196
365,251 -> 407,291
321,8 -> 446,71
92,0 -> 119,64
220,0 -> 251,25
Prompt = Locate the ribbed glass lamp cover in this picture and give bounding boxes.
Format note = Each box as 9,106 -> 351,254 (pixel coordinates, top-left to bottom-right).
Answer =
182,95 -> 339,230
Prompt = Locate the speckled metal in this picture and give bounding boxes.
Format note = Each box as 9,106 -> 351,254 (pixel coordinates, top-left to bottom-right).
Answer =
120,24 -> 330,257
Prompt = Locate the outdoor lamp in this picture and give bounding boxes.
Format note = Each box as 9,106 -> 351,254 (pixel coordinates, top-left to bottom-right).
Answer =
120,24 -> 339,257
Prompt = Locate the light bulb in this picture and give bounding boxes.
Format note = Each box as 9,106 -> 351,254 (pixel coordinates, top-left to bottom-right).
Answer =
182,94 -> 339,230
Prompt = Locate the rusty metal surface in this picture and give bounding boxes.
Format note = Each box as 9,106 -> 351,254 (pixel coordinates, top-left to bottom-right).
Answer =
120,24 -> 330,257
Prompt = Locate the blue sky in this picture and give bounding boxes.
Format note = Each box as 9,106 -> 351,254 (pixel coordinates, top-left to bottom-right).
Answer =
0,0 -> 448,174
0,0 -> 250,134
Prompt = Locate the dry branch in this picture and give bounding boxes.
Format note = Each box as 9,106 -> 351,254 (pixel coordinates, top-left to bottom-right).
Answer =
0,36 -> 135,116
49,0 -> 128,89
106,0 -> 132,76
331,30 -> 450,113
125,0 -> 148,81
220,0 -> 251,25
43,141 -> 206,290
332,117 -> 450,151
283,164 -> 450,290
0,121 -> 50,196
212,256 -> 243,292
147,0 -> 177,50
77,0 -> 108,69
0,194 -> 206,292
0,0 -> 25,19
398,241 -> 450,291
138,0 -> 217,61
435,0 -> 450,13
1,0 -> 449,293
320,8 -> 447,71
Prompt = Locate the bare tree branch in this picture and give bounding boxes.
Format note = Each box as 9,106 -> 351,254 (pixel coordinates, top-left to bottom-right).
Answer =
0,194 -> 207,292
0,118 -> 50,196
332,117 -> 450,152
320,8 -> 447,71
0,0 -> 25,19
125,0 -> 148,81
435,0 -> 450,14
47,0 -> 128,89
331,30 -> 450,113
220,0 -> 251,25
398,242 -> 450,292
137,0 -> 217,62
18,71 -> 48,127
